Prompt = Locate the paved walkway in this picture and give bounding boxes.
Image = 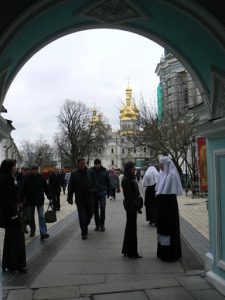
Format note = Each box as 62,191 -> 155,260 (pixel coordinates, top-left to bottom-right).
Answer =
1,188 -> 224,300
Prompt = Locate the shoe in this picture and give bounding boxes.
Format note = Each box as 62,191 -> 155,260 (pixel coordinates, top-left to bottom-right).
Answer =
82,234 -> 87,240
17,267 -> 28,273
30,231 -> 35,237
40,233 -> 49,240
95,226 -> 100,231
101,225 -> 105,232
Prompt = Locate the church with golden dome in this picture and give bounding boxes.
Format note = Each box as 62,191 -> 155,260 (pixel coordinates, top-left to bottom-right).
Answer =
119,85 -> 140,135
89,84 -> 152,170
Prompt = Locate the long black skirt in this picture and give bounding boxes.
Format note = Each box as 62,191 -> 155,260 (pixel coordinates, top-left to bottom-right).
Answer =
145,185 -> 157,224
122,211 -> 138,256
157,194 -> 182,262
2,225 -> 26,271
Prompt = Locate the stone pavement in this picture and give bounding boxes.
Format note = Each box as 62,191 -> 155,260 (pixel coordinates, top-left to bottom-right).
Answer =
2,188 -> 224,300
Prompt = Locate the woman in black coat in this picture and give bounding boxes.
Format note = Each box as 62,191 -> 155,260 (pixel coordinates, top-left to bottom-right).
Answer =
0,159 -> 27,273
121,161 -> 142,258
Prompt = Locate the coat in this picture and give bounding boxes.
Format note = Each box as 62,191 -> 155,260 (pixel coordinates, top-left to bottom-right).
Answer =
92,166 -> 110,197
48,173 -> 64,194
0,175 -> 19,228
19,173 -> 51,206
67,167 -> 95,205
122,175 -> 140,214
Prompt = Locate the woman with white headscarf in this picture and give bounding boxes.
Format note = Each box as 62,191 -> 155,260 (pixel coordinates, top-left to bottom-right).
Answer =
156,156 -> 183,262
142,166 -> 159,226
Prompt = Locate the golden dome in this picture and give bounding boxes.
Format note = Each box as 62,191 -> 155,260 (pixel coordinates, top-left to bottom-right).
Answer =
120,85 -> 139,121
91,108 -> 103,125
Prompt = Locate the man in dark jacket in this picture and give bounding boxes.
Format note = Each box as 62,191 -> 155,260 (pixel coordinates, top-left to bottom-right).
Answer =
20,164 -> 51,239
67,158 -> 95,240
92,159 -> 110,232
48,167 -> 64,211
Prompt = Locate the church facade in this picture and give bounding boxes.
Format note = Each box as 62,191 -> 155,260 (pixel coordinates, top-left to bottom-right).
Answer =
88,85 -> 153,170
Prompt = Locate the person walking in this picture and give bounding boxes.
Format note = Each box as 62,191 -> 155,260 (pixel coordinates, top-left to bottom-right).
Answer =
136,170 -> 141,182
122,161 -> 142,259
67,158 -> 95,240
108,169 -> 120,200
142,165 -> 159,226
156,156 -> 183,262
48,167 -> 64,211
0,159 -> 27,273
19,164 -> 51,239
17,165 -> 30,233
92,159 -> 110,232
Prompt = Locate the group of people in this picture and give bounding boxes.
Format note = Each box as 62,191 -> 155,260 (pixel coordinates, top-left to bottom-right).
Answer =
0,162 -> 69,273
0,154 -> 182,274
122,156 -> 183,262
67,158 -> 120,239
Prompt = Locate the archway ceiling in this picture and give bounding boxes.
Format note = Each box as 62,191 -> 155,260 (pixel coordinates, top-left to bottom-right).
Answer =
0,0 -> 225,119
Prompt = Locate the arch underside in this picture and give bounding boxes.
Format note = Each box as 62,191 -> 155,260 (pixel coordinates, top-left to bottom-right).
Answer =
0,0 -> 225,119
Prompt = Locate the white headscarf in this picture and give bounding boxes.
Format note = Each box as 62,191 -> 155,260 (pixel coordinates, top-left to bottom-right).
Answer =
142,166 -> 159,187
156,156 -> 183,196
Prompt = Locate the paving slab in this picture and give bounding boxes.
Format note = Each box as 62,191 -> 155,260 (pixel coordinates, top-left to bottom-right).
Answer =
31,274 -> 105,289
80,278 -> 179,296
94,291 -> 148,300
33,286 -> 80,300
145,286 -> 194,300
105,273 -> 183,283
176,275 -> 212,290
190,288 -> 225,300
6,289 -> 33,300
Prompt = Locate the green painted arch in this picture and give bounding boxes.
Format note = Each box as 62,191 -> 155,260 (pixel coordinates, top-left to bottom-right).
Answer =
1,0 -> 225,118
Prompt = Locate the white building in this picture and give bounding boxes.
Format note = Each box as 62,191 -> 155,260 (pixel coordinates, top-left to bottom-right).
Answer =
0,105 -> 22,165
89,85 -> 154,170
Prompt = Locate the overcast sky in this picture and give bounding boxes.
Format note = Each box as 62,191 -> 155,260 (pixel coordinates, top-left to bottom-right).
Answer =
4,29 -> 163,146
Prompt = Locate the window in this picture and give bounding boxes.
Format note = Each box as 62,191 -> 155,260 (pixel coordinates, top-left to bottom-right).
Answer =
144,147 -> 146,153
112,160 -> 114,165
134,149 -> 136,153
98,148 -> 101,154
111,148 -> 114,154
122,148 -> 125,154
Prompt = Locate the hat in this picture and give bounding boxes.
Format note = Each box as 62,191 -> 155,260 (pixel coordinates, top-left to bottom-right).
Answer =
30,164 -> 39,170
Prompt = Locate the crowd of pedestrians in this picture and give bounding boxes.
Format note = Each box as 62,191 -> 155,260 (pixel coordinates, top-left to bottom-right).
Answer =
0,155 -> 183,274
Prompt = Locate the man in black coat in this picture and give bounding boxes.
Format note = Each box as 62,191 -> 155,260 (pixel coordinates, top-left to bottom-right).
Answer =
67,158 -> 95,240
92,159 -> 110,232
19,164 -> 51,239
48,167 -> 64,211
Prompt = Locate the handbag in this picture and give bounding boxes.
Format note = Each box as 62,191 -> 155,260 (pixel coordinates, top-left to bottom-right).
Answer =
45,201 -> 57,223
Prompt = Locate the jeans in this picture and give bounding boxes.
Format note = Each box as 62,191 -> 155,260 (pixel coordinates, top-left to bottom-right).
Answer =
27,205 -> 48,235
94,196 -> 106,227
76,203 -> 93,236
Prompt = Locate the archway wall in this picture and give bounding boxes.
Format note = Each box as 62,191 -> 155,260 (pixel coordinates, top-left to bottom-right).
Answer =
1,0 -> 225,119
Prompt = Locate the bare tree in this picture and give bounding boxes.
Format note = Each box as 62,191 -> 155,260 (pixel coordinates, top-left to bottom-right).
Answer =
54,100 -> 109,167
20,136 -> 54,166
128,100 -> 199,177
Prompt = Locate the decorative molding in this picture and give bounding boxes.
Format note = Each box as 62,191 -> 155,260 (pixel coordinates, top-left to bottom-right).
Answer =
211,67 -> 225,119
213,149 -> 225,271
79,0 -> 149,24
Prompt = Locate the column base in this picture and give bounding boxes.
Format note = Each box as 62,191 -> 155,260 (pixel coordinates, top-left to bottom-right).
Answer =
207,270 -> 225,296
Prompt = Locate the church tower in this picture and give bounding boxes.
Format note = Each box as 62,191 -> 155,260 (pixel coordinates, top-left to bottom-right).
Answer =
119,84 -> 139,135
